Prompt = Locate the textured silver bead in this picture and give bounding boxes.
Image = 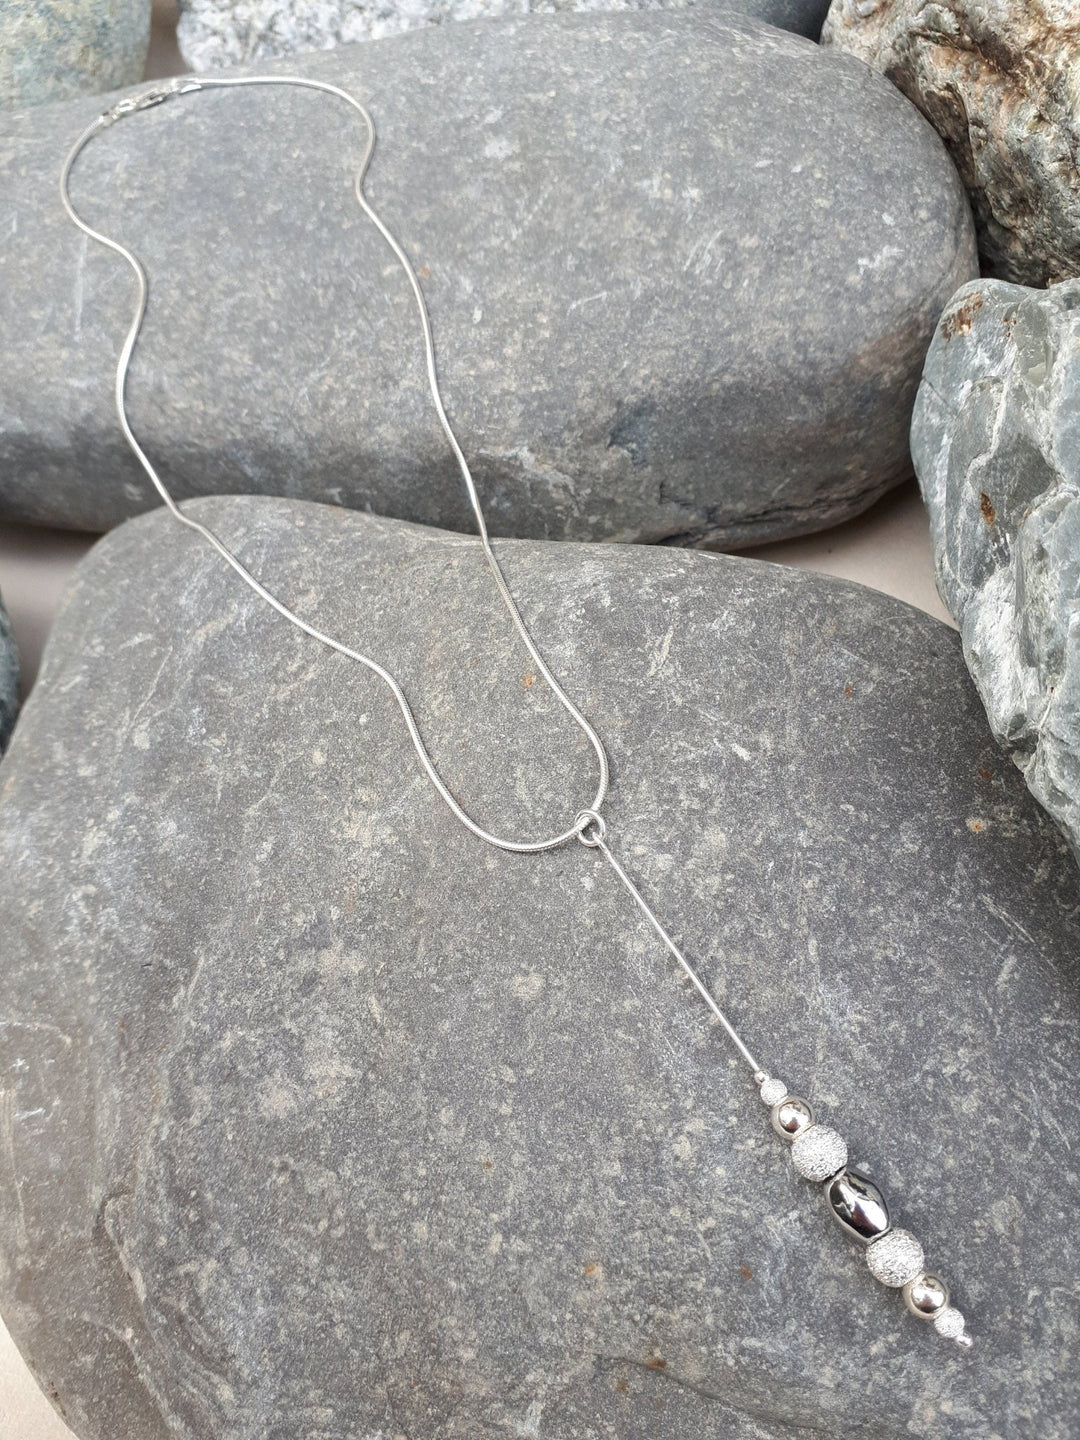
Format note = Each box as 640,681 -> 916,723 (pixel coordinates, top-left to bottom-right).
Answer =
903,1272 -> 949,1320
825,1168 -> 890,1243
771,1095 -> 815,1141
932,1306 -> 968,1343
790,1124 -> 847,1181
759,1076 -> 788,1108
866,1228 -> 925,1287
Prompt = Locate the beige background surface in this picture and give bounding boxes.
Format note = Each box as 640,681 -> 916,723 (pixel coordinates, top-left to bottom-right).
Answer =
0,3 -> 953,1436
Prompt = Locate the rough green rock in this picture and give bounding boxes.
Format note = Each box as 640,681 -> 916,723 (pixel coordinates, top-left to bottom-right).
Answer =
0,0 -> 151,112
912,277 -> 1080,867
0,594 -> 17,751
177,0 -> 830,70
0,496 -> 1076,1439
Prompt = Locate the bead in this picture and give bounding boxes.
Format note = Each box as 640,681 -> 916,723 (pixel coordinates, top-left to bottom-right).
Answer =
865,1228 -> 925,1287
825,1168 -> 890,1243
759,1076 -> 788,1107
771,1096 -> 814,1140
933,1306 -> 968,1343
790,1124 -> 847,1181
903,1272 -> 949,1320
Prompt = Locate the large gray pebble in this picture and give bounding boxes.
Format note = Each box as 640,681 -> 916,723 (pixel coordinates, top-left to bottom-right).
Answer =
0,594 -> 17,750
913,277 -> 1080,867
0,9 -> 975,543
178,0 -> 832,70
823,0 -> 1080,287
0,0 -> 150,111
0,496 -> 1077,1440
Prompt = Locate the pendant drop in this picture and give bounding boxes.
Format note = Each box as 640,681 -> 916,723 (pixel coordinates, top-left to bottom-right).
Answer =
754,1072 -> 972,1349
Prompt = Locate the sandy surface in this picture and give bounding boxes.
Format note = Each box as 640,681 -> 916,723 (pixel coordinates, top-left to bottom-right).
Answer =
0,2 -> 954,1435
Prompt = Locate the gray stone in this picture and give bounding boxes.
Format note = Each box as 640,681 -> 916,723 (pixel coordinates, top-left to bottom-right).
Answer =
912,277 -> 1080,868
0,0 -> 151,112
1,494 -> 1078,1440
0,9 -> 976,544
0,593 -> 17,752
177,0 -> 830,70
822,0 -> 1080,287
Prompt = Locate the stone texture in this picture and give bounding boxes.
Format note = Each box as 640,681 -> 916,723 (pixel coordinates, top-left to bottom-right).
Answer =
0,0 -> 151,112
0,9 -> 975,543
178,0 -> 832,69
0,594 -> 17,752
0,494 -> 1078,1440
822,0 -> 1080,287
912,278 -> 1080,867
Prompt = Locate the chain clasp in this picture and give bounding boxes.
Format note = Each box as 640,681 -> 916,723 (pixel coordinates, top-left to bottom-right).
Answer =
99,77 -> 202,128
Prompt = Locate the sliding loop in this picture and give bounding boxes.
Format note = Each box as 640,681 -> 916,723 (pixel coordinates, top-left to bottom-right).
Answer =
575,809 -> 607,848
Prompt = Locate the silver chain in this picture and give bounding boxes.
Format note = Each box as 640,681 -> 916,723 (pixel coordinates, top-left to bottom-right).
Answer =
59,73 -> 762,1073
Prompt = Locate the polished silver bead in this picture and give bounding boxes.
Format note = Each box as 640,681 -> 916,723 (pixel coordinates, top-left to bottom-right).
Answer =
759,1076 -> 788,1108
865,1228 -> 925,1287
903,1272 -> 949,1320
771,1095 -> 814,1141
824,1168 -> 890,1243
790,1124 -> 847,1181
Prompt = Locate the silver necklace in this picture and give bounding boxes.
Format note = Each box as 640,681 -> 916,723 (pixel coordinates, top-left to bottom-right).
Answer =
59,73 -> 972,1350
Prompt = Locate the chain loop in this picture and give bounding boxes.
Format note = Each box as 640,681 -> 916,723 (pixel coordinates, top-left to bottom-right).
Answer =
59,76 -> 609,854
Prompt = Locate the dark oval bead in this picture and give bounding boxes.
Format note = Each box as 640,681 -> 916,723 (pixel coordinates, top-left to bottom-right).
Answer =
825,1168 -> 890,1243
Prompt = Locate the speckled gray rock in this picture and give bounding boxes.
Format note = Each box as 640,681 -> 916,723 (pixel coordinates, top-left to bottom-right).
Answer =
0,0 -> 151,111
176,0 -> 830,69
1,495 -> 1078,1440
0,10 -> 976,544
0,593 -> 17,751
913,277 -> 1080,867
822,0 -> 1080,287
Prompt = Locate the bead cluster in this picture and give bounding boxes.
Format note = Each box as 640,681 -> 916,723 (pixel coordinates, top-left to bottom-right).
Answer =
754,1072 -> 972,1348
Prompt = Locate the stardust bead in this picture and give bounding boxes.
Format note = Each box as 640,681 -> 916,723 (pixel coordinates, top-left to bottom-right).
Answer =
790,1124 -> 847,1181
759,1076 -> 788,1108
903,1272 -> 949,1320
825,1168 -> 890,1243
933,1306 -> 969,1344
865,1228 -> 925,1287
771,1095 -> 815,1140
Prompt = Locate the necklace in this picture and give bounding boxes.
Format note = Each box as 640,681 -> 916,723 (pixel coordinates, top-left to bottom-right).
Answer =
59,73 -> 972,1350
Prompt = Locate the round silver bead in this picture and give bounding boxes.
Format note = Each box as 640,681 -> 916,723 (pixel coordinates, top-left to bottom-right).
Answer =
866,1228 -> 925,1288
903,1272 -> 949,1320
759,1076 -> 788,1108
771,1096 -> 815,1141
933,1306 -> 968,1343
790,1124 -> 847,1181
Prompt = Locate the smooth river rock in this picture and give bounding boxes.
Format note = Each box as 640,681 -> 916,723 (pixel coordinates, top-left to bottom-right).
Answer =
822,0 -> 1080,287
178,0 -> 832,69
0,0 -> 151,111
913,277 -> 1080,867
0,594 -> 17,751
0,10 -> 976,543
0,495 -> 1077,1440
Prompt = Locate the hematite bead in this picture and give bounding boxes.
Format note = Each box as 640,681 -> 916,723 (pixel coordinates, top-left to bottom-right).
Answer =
865,1228 -> 925,1287
771,1095 -> 814,1140
824,1168 -> 890,1243
903,1272 -> 949,1320
790,1124 -> 847,1181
